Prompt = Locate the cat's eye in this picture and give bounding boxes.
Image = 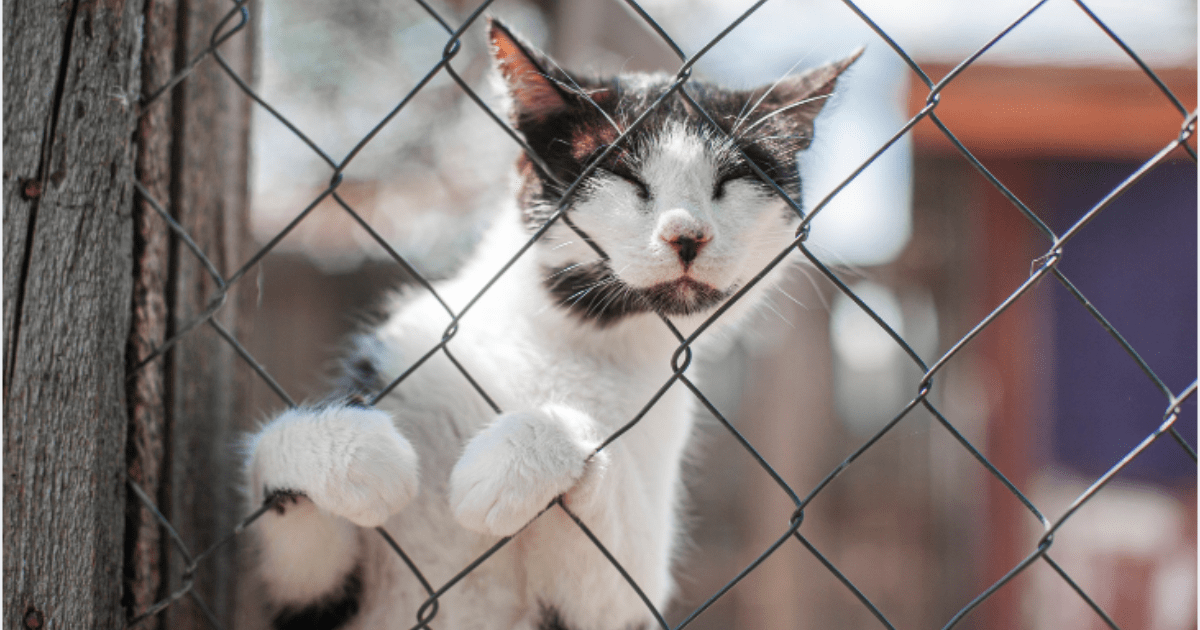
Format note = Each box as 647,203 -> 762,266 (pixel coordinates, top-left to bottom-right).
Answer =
713,178 -> 731,200
621,173 -> 652,201
585,144 -> 651,201
713,159 -> 766,200
713,174 -> 752,200
601,166 -> 651,201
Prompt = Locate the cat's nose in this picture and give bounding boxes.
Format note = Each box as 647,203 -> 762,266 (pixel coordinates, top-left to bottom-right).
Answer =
657,208 -> 713,269
665,233 -> 710,267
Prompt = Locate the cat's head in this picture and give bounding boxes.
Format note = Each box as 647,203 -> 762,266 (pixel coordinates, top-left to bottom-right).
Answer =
489,19 -> 859,327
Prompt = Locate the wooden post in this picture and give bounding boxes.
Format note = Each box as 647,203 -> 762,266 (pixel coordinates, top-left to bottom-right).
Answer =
126,1 -> 255,629
4,0 -> 253,628
124,0 -> 178,625
165,0 -> 254,625
3,1 -> 144,628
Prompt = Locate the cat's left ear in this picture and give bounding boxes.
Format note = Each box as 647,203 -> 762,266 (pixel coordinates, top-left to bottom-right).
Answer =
743,48 -> 864,146
488,18 -> 573,124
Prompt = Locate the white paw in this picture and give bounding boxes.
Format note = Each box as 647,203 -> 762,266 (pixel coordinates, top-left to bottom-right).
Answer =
449,405 -> 601,537
249,406 -> 420,528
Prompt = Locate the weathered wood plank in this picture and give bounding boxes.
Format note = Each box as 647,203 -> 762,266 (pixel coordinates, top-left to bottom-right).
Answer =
164,0 -> 254,627
124,0 -> 179,626
3,0 -> 75,390
3,0 -> 144,628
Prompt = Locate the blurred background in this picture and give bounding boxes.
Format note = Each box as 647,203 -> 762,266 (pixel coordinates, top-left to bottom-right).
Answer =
241,0 -> 1197,627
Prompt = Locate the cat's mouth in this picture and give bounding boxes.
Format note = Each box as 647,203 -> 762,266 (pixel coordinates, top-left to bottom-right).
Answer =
544,262 -> 735,325
637,277 -> 731,316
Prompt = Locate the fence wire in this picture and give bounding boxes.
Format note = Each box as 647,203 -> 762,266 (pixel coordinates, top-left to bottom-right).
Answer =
124,0 -> 1198,628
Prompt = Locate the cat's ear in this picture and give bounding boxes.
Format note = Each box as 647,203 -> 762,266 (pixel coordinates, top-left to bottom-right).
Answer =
742,48 -> 863,146
488,18 -> 571,123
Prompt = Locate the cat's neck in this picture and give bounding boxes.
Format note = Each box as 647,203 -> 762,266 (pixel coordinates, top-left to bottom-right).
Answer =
453,205 -> 703,366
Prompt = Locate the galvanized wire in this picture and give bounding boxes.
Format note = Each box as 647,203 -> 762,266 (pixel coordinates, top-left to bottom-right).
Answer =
125,0 -> 1197,627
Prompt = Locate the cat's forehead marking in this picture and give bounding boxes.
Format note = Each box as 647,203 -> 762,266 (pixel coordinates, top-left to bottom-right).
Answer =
641,122 -> 717,192
650,122 -> 739,169
652,123 -> 708,166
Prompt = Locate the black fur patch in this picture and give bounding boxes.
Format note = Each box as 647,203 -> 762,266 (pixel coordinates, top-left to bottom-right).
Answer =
336,336 -> 386,400
272,568 -> 363,630
544,261 -> 732,326
639,277 -> 731,316
537,605 -> 649,630
264,488 -> 306,515
538,605 -> 571,630
544,261 -> 644,326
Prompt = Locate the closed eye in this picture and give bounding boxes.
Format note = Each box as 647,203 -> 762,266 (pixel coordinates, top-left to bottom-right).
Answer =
600,166 -> 651,201
713,158 -> 765,200
713,173 -> 756,200
584,144 -> 651,201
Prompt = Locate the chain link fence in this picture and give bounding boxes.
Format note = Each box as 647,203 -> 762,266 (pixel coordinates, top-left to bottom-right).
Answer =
123,0 -> 1197,628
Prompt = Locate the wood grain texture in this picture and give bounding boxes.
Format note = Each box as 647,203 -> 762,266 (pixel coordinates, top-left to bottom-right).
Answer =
124,0 -> 178,626
3,0 -> 75,391
164,0 -> 254,627
3,0 -> 144,628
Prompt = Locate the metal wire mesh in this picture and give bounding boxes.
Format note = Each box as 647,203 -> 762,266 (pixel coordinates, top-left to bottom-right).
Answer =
125,0 -> 1198,628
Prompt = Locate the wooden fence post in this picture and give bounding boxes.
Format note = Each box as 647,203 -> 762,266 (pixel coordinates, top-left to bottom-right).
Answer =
126,1 -> 255,628
4,1 -> 254,628
4,1 -> 144,628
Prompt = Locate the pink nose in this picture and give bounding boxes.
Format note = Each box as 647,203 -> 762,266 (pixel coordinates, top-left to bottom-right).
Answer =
664,232 -> 711,267
657,209 -> 713,269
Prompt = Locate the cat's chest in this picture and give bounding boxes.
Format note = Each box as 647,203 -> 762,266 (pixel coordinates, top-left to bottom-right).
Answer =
490,343 -> 696,472
381,282 -> 694,440
500,338 -> 685,428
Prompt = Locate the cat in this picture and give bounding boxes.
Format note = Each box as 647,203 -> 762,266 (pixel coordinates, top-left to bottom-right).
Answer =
245,18 -> 858,630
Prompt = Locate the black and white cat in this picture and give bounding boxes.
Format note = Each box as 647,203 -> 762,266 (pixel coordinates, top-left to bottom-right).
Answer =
246,19 -> 857,630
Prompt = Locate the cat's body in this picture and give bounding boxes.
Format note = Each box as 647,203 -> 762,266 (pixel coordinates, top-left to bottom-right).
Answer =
246,20 -> 857,630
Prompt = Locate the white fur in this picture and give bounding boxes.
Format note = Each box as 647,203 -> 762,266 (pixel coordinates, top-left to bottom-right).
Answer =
450,404 -> 607,536
249,406 -> 420,529
244,120 -> 801,628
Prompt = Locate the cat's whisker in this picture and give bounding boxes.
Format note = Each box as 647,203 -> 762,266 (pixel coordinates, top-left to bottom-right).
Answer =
589,284 -> 625,319
581,275 -> 635,319
731,95 -> 756,137
560,271 -> 624,310
793,264 -> 833,312
733,56 -> 811,136
760,296 -> 795,328
545,262 -> 587,281
563,285 -> 597,307
803,242 -> 872,282
738,94 -> 831,138
753,133 -> 811,144
776,286 -> 808,311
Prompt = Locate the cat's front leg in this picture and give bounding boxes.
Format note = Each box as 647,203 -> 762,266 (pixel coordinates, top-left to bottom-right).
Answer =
247,405 -> 420,602
449,403 -> 609,537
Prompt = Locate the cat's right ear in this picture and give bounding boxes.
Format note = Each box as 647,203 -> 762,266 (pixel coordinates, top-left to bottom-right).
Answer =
488,19 -> 569,123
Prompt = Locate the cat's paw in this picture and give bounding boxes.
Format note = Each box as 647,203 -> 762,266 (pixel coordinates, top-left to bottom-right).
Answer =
249,406 -> 419,528
449,405 -> 600,537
